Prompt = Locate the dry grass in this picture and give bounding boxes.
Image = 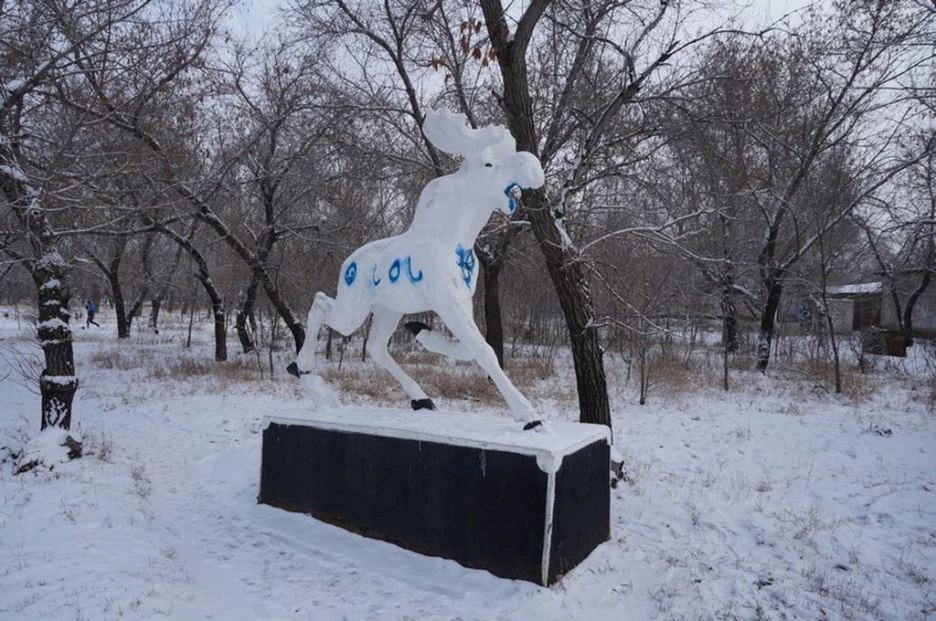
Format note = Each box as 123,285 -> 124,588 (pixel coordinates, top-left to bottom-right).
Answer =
505,354 -> 556,384
650,357 -> 712,393
321,346 -> 561,408
323,359 -> 503,406
150,357 -> 261,384
776,360 -> 880,402
921,374 -> 936,416
90,346 -> 265,385
419,366 -> 502,403
90,347 -> 156,370
83,330 -> 933,414
322,366 -> 401,403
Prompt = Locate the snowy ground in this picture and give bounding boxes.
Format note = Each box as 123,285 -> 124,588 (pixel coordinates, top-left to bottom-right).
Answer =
1,307 -> 934,620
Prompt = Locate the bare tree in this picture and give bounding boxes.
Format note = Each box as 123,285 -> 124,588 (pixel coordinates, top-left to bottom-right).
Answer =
857,132 -> 936,348
150,220 -> 229,360
1,0 -> 149,439
476,0 -> 708,427
212,38 -> 353,355
41,0 -> 282,362
663,0 -> 933,373
740,3 -> 933,371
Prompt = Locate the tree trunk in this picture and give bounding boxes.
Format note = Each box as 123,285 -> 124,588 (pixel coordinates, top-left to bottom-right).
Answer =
86,236 -> 131,337
722,279 -> 739,354
149,298 -> 162,333
194,274 -> 226,362
2,144 -> 80,433
149,234 -> 184,334
126,231 -> 155,333
721,217 -> 738,353
721,275 -> 736,392
902,269 -> 931,348
478,252 -> 506,368
153,224 -> 226,361
260,274 -> 304,353
823,295 -> 842,394
191,270 -> 227,362
34,265 -> 79,430
481,0 -> 611,429
361,315 -> 372,362
210,299 -> 227,362
235,273 -> 260,354
524,192 -> 611,427
755,275 -> 784,372
106,236 -> 130,337
109,271 -> 130,338
724,303 -> 738,353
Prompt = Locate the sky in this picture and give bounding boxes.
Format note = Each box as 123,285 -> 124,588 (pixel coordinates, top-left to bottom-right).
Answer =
227,0 -> 818,39
227,0 -> 279,39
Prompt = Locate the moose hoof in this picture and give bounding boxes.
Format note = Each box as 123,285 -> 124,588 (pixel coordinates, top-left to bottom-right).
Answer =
286,362 -> 303,378
411,398 -> 436,411
522,420 -> 543,431
404,321 -> 431,337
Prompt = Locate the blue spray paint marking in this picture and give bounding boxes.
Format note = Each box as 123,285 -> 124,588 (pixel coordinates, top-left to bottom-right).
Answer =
455,245 -> 476,288
504,183 -> 519,213
366,257 -> 421,288
388,259 -> 401,283
405,257 -> 423,283
344,262 -> 357,286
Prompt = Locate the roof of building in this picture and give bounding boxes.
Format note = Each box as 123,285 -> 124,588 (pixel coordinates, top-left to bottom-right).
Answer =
828,282 -> 882,295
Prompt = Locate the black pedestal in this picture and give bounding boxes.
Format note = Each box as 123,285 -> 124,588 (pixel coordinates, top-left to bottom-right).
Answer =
258,408 -> 610,585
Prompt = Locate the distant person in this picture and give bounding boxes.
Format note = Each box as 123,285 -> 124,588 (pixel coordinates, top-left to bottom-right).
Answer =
85,300 -> 99,328
798,303 -> 812,333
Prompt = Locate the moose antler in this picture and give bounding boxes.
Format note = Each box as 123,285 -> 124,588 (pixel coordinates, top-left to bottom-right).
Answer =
422,109 -> 515,163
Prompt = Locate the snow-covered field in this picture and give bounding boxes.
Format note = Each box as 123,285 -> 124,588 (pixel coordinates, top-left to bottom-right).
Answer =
1,307 -> 934,620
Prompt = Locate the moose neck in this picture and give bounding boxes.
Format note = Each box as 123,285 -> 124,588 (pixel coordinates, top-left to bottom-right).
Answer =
407,171 -> 501,248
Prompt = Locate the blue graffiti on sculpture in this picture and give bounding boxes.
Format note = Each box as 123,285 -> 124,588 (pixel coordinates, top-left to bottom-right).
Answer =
357,257 -> 424,289
504,183 -> 519,213
404,257 -> 423,283
389,259 -> 402,283
344,262 -> 357,286
455,245 -> 476,288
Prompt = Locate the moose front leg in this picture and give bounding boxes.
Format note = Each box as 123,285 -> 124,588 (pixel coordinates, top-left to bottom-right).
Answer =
432,297 -> 540,429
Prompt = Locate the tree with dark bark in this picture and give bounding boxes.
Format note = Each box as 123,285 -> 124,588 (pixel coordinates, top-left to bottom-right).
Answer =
0,0 -> 150,444
477,0 -> 692,428
477,0 -> 592,425
150,221 -> 228,361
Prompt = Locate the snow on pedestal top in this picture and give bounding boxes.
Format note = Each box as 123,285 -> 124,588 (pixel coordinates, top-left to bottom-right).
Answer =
263,408 -> 609,475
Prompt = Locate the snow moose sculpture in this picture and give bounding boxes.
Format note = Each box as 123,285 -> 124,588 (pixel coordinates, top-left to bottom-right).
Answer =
287,110 -> 545,429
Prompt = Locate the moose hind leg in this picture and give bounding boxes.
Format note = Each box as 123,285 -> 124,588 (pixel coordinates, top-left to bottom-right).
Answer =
404,321 -> 473,361
370,307 -> 434,410
289,291 -> 372,377
288,292 -> 335,377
